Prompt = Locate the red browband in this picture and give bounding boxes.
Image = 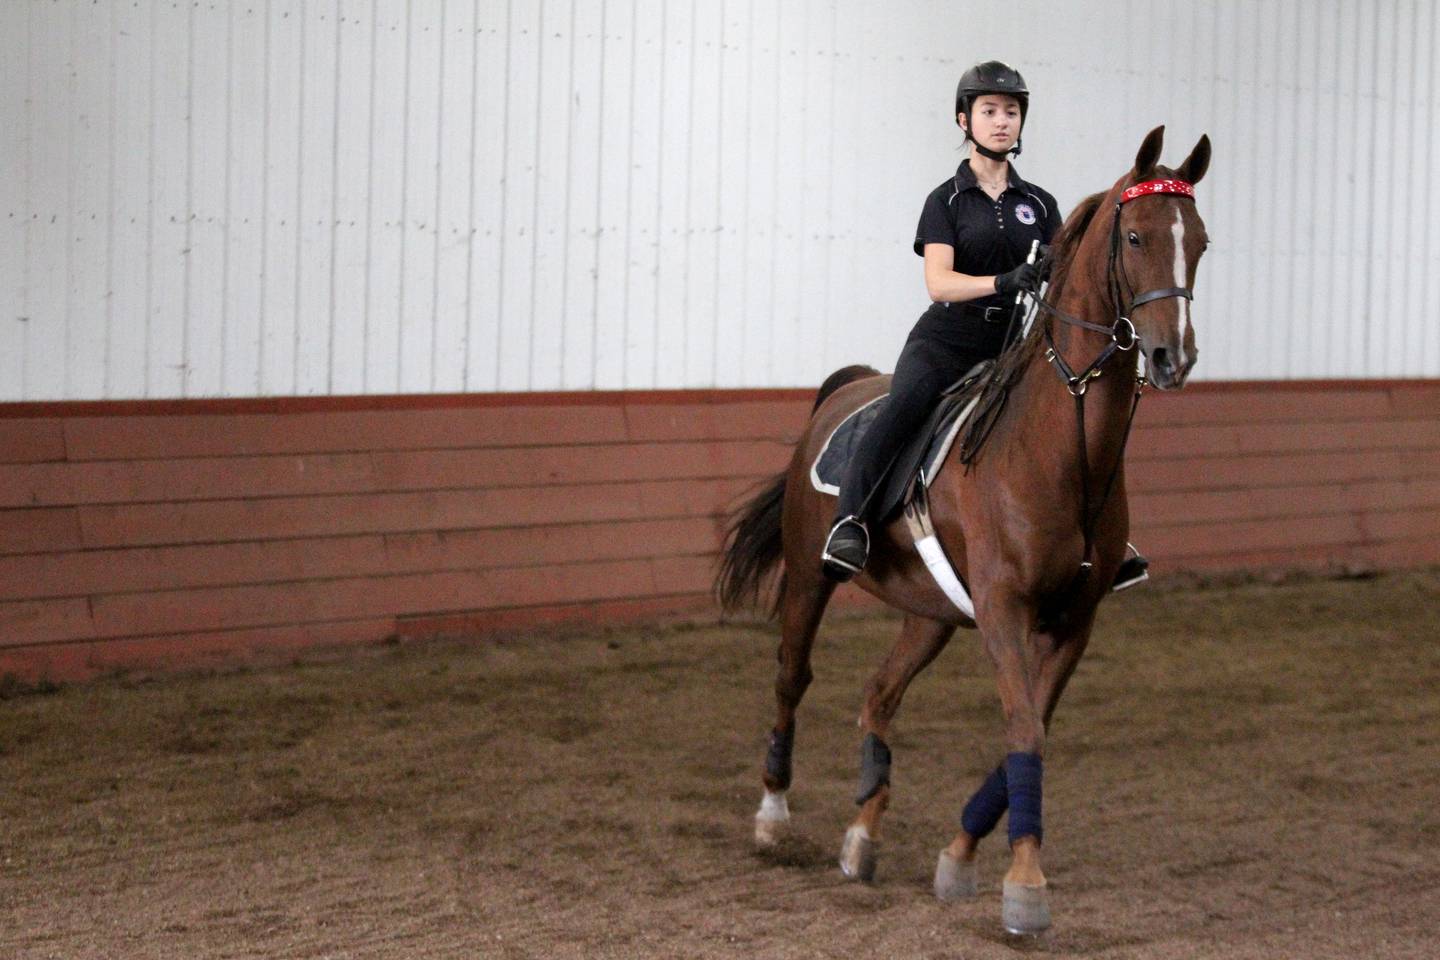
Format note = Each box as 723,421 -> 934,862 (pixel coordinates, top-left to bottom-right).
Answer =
1120,179 -> 1195,204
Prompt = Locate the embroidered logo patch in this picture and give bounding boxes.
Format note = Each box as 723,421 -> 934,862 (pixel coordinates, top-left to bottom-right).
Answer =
1014,203 -> 1037,225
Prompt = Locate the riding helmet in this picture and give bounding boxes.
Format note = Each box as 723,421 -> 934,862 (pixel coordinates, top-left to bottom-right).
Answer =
954,60 -> 1029,156
955,60 -> 1029,122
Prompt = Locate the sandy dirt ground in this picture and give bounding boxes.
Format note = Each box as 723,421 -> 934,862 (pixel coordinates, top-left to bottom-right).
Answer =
2,569 -> 1439,959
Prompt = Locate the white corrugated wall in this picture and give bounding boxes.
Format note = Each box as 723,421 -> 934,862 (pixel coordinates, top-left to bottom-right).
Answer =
1,0 -> 1437,401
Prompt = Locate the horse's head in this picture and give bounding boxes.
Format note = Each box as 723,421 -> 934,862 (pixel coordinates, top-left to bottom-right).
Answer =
1111,126 -> 1211,390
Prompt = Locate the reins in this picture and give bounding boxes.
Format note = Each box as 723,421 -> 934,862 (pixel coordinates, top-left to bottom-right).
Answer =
1033,177 -> 1196,577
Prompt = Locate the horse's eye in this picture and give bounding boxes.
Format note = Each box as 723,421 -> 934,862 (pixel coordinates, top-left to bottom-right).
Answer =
1127,231 -> 1141,248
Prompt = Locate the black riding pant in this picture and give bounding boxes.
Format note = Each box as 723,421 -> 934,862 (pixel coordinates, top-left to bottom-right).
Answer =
834,329 -> 999,522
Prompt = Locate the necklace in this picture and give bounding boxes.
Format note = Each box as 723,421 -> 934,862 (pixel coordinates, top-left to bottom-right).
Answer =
974,166 -> 1008,192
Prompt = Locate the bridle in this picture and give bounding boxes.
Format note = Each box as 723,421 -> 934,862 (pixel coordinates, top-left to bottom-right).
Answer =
1029,177 -> 1198,581
1039,177 -> 1197,397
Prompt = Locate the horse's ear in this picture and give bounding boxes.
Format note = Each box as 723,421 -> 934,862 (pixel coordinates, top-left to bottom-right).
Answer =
1177,134 -> 1211,185
1134,125 -> 1165,178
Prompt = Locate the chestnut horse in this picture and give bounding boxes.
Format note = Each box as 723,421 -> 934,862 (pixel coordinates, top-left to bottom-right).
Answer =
716,127 -> 1210,934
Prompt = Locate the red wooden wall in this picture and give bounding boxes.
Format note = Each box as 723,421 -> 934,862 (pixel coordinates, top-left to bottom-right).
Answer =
1,380 -> 1436,681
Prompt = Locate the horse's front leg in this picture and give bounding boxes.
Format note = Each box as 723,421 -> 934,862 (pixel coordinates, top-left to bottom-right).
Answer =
838,613 -> 955,882
958,598 -> 1093,934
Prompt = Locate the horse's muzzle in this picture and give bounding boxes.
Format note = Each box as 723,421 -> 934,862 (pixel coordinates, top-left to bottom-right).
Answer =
1145,345 -> 1196,390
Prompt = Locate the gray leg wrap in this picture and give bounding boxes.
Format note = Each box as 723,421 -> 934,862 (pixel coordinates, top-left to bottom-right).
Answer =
854,733 -> 892,805
765,727 -> 795,790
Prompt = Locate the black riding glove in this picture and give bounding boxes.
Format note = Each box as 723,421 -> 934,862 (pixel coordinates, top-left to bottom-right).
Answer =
994,261 -> 1041,298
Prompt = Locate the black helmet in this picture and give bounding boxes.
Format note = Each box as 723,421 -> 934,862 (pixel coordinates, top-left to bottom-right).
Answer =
954,60 -> 1029,157
955,60 -> 1029,122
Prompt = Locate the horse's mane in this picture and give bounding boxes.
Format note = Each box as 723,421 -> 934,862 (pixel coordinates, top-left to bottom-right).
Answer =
1042,190 -> 1108,304
955,189 -> 1110,465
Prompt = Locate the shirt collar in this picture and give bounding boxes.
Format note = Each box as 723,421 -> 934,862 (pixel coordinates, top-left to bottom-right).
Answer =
954,159 -> 1026,195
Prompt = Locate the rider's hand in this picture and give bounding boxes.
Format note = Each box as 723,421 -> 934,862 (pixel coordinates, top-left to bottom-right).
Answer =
994,262 -> 1041,297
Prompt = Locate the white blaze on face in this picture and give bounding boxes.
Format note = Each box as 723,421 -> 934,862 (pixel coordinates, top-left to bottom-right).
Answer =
1171,208 -> 1190,367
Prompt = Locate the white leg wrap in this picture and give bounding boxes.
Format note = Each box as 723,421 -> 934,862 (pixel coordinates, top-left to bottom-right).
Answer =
757,790 -> 790,823
755,790 -> 790,846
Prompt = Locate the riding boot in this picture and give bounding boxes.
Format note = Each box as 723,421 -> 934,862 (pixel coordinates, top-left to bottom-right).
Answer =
821,335 -> 984,583
1112,543 -> 1149,591
822,516 -> 869,582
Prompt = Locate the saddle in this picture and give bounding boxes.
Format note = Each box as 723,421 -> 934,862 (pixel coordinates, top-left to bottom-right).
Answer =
810,361 -> 993,521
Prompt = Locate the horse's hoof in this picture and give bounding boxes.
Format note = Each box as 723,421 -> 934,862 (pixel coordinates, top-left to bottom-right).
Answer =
1001,879 -> 1051,935
755,815 -> 786,846
838,825 -> 877,883
934,849 -> 977,901
754,790 -> 790,847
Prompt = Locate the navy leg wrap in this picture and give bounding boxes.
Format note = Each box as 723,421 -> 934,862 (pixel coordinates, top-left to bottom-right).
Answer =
765,727 -> 795,790
1005,752 -> 1044,846
960,764 -> 1009,839
854,733 -> 892,805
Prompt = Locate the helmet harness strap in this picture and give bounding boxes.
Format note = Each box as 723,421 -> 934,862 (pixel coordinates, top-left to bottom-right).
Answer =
962,106 -> 1023,160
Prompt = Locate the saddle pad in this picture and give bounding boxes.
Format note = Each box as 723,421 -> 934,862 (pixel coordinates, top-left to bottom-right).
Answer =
810,388 -> 982,519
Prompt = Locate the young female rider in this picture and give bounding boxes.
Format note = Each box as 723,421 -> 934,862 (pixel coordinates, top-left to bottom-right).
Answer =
821,60 -> 1148,590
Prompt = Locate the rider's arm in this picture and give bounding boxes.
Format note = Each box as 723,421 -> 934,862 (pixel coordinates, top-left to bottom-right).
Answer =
922,243 -> 1001,303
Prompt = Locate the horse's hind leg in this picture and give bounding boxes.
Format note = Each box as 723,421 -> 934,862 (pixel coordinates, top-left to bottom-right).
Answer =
754,571 -> 836,846
838,614 -> 956,881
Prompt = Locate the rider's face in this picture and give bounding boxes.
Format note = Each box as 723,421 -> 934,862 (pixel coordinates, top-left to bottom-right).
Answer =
960,94 -> 1022,151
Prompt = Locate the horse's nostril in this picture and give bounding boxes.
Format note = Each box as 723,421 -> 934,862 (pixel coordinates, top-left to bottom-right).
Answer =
1151,347 -> 1172,371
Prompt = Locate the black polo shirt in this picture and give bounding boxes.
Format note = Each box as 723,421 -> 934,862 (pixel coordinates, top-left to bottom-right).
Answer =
911,160 -> 1061,349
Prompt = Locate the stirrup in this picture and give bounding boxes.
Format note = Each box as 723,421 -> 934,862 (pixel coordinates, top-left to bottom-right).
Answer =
1111,542 -> 1150,592
822,516 -> 870,582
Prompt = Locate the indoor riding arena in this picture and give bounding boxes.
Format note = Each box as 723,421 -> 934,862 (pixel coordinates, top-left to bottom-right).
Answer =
2,3 -> 1437,959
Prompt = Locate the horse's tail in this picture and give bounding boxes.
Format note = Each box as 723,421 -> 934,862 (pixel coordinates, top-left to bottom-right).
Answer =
812,363 -> 882,413
715,363 -> 880,616
715,471 -> 789,616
